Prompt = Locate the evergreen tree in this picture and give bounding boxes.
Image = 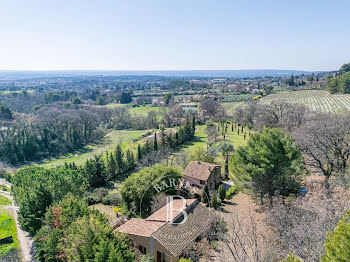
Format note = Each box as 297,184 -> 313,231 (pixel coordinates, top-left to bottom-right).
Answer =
230,128 -> 304,206
192,115 -> 196,138
218,184 -> 226,202
115,144 -> 125,175
184,119 -> 192,141
126,149 -> 135,172
322,211 -> 350,262
106,152 -> 117,179
211,191 -> 218,210
201,184 -> 210,204
154,132 -> 158,150
178,127 -> 186,144
137,144 -> 142,160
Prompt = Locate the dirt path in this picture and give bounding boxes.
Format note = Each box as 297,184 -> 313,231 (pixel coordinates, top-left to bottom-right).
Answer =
0,190 -> 33,262
201,192 -> 271,262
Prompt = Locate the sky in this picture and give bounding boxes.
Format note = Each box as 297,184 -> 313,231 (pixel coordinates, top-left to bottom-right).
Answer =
0,0 -> 349,71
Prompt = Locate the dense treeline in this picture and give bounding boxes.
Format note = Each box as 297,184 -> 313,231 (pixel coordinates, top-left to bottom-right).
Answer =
0,105 -> 108,164
11,166 -> 88,236
35,195 -> 135,262
327,62 -> 350,93
72,118 -> 196,188
11,166 -> 136,261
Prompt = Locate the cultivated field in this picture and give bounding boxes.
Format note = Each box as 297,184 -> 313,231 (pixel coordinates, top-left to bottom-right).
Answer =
223,90 -> 350,114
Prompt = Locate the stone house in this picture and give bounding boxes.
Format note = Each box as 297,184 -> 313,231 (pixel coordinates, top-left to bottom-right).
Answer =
117,199 -> 214,262
183,161 -> 221,191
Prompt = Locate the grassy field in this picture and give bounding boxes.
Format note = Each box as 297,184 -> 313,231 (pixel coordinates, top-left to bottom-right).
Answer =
97,103 -> 164,117
0,196 -> 11,206
128,105 -> 164,116
90,204 -> 117,222
39,129 -> 150,168
223,90 -> 350,114
172,124 -> 250,170
0,198 -> 19,256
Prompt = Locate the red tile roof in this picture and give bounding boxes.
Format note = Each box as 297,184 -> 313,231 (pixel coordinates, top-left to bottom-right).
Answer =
118,218 -> 164,237
146,199 -> 196,222
183,161 -> 221,181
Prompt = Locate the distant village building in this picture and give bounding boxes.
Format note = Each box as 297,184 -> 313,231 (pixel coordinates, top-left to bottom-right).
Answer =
211,78 -> 226,83
183,161 -> 221,191
118,199 -> 214,262
179,103 -> 197,113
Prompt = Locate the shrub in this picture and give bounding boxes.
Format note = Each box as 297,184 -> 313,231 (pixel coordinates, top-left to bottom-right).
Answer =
102,193 -> 122,206
179,258 -> 193,262
217,198 -> 222,206
93,188 -> 109,202
280,253 -> 302,262
218,184 -> 226,201
225,185 -> 237,199
84,194 -> 99,205
139,255 -> 155,262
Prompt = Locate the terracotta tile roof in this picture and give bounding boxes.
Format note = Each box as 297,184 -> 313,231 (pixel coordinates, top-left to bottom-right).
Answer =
183,161 -> 221,181
146,199 -> 196,222
151,201 -> 215,257
117,218 -> 165,237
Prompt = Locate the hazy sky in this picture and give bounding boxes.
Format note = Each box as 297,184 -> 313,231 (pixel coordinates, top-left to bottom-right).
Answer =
1,0 -> 349,71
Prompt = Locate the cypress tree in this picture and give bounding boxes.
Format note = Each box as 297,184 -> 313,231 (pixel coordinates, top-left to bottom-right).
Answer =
115,144 -> 125,175
106,152 -> 116,178
126,149 -> 135,172
218,184 -> 226,202
137,144 -> 142,160
192,115 -> 196,138
211,191 -> 218,210
154,132 -> 158,151
201,184 -> 210,204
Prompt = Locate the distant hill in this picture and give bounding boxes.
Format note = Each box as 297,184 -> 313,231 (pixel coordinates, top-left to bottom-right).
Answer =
0,69 -> 319,80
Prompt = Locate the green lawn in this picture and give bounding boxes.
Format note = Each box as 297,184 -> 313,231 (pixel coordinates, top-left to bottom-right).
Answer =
39,129 -> 151,168
172,124 -> 250,170
128,105 -> 164,117
0,196 -> 11,206
0,200 -> 19,256
97,103 -> 128,109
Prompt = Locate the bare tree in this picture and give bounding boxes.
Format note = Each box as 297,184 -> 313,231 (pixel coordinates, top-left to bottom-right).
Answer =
266,177 -> 350,262
254,101 -> 308,132
220,208 -> 271,262
292,113 -> 350,188
200,99 -> 226,122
